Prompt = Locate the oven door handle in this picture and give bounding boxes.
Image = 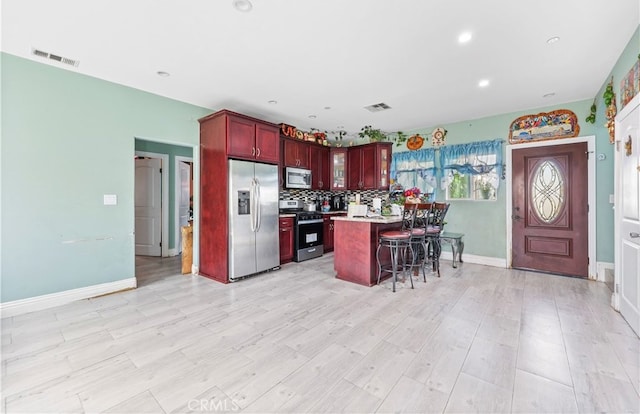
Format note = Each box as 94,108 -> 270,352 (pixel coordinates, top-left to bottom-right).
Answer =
298,218 -> 324,224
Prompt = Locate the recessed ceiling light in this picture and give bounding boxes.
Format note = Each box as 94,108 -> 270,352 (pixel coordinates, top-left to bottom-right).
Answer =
546,36 -> 560,44
233,0 -> 252,12
157,71 -> 170,77
543,92 -> 556,98
478,79 -> 490,88
458,31 -> 472,44
308,115 -> 317,119
268,100 -> 277,104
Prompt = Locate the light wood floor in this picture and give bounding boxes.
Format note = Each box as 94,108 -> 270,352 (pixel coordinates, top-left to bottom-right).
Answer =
2,254 -> 639,413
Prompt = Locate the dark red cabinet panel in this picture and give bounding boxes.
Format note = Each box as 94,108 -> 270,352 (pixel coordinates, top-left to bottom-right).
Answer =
310,145 -> 329,190
279,217 -> 294,264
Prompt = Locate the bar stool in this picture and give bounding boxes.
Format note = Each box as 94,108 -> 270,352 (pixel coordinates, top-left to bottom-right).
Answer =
377,204 -> 418,292
408,203 -> 432,283
425,202 -> 450,277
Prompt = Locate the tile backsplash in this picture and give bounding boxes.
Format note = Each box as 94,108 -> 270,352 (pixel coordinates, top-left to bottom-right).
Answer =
280,188 -> 390,207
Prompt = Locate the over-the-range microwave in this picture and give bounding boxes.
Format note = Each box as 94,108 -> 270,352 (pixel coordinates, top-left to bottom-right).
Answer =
285,166 -> 312,189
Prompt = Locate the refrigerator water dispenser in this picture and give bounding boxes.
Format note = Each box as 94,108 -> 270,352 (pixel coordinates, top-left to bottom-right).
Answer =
237,190 -> 250,215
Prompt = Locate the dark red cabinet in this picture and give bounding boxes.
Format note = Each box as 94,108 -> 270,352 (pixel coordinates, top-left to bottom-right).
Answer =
323,212 -> 346,253
227,113 -> 279,164
282,138 -> 310,168
347,142 -> 392,190
279,217 -> 294,264
310,145 -> 329,190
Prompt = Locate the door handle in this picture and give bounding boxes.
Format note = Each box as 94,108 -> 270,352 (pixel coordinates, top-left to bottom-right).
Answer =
512,215 -> 522,221
631,232 -> 640,238
256,148 -> 261,157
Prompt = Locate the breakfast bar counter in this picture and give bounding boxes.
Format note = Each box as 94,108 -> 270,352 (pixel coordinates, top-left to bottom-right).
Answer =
331,215 -> 402,286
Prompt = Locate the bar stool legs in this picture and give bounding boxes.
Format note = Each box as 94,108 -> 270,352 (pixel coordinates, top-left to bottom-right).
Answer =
425,235 -> 441,278
377,237 -> 414,292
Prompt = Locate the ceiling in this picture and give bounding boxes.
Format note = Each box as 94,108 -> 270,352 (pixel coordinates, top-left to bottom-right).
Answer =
2,0 -> 639,140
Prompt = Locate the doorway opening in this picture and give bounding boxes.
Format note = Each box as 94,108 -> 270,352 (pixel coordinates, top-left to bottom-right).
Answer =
134,151 -> 169,257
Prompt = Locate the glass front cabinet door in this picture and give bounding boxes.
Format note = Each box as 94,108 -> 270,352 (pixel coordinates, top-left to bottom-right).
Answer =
378,144 -> 390,189
330,148 -> 347,190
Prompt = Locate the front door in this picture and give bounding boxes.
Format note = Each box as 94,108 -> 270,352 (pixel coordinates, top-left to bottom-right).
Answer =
135,157 -> 162,256
616,99 -> 640,335
512,142 -> 589,277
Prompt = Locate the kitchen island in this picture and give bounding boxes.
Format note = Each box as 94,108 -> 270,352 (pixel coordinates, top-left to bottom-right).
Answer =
331,215 -> 403,286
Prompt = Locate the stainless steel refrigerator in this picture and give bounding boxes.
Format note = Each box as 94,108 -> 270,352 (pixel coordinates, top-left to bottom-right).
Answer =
228,159 -> 280,281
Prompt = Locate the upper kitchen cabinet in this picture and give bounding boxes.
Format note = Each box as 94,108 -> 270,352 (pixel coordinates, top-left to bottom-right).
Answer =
282,138 -> 310,168
330,148 -> 348,191
222,111 -> 279,164
347,142 -> 392,190
309,145 -> 329,190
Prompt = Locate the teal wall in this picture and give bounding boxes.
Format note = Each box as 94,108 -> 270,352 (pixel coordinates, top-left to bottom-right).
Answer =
1,53 -> 210,302
135,139 -> 194,250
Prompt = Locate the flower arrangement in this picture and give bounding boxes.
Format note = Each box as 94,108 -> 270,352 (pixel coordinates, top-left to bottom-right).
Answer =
404,187 -> 422,203
392,187 -> 422,204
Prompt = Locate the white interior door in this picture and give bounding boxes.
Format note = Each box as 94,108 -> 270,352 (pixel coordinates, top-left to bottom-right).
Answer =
615,96 -> 640,336
177,161 -> 191,253
135,157 -> 162,256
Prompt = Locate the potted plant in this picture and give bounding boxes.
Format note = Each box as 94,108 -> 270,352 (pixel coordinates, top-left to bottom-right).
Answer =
477,180 -> 494,199
358,125 -> 387,142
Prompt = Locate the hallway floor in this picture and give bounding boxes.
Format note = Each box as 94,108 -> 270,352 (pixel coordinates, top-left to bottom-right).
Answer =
2,255 -> 639,413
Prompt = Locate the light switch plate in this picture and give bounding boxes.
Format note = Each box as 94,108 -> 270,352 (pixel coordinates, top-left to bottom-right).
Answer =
609,194 -> 614,204
103,194 -> 117,205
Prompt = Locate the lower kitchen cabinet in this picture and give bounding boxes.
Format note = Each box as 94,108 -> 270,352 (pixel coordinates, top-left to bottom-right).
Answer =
279,217 -> 294,264
323,212 -> 346,252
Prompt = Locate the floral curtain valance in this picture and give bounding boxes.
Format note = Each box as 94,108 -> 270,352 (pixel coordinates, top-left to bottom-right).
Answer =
439,139 -> 504,177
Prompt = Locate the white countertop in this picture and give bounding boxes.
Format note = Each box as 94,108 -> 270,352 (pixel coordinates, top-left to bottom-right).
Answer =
331,215 -> 402,224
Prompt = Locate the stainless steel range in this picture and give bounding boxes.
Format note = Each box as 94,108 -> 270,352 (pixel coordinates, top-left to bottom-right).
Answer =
279,200 -> 324,262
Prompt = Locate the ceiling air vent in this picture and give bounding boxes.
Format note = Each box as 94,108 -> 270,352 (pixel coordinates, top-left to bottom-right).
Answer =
364,102 -> 391,112
31,48 -> 80,67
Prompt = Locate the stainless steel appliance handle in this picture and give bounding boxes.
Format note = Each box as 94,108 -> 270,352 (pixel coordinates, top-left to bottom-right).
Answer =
255,178 -> 261,232
298,218 -> 324,224
249,178 -> 256,232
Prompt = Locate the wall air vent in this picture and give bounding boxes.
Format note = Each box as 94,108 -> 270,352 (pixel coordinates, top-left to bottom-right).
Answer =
364,102 -> 391,112
31,48 -> 79,67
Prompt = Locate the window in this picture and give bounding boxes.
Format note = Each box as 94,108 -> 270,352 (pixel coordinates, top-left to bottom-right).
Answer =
440,140 -> 504,201
390,148 -> 437,200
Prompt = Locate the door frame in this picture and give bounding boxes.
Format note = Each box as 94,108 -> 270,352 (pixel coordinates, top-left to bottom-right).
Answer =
135,150 -> 169,257
174,155 -> 194,254
612,94 -> 639,313
505,135 -> 597,279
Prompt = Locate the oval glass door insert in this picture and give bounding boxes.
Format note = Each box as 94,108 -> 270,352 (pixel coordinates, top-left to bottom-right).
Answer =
531,160 -> 564,223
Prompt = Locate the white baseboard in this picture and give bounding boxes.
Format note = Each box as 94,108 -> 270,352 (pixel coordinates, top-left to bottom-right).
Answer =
440,251 -> 507,268
596,261 -> 614,282
168,248 -> 179,257
0,277 -> 137,318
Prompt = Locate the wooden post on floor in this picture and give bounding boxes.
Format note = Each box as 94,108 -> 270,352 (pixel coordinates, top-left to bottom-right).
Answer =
181,225 -> 193,274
